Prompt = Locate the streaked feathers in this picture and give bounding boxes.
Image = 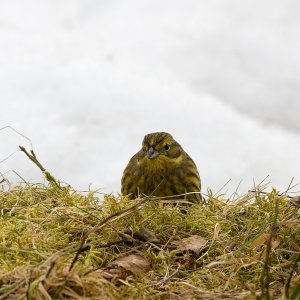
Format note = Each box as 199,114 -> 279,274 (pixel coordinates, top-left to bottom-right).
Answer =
121,132 -> 202,202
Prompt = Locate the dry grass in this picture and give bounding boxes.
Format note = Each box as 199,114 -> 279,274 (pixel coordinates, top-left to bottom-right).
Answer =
0,181 -> 299,299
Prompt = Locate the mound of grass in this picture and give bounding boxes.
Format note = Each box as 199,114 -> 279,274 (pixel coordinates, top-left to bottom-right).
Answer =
0,182 -> 299,300
0,147 -> 299,299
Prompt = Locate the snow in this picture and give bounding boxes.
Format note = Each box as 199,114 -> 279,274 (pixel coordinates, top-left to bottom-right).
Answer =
0,0 -> 299,196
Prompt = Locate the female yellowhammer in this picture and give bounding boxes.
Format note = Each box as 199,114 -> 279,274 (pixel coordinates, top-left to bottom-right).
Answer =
121,132 -> 202,202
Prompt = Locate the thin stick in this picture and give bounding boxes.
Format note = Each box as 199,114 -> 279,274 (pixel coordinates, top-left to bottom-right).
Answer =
19,146 -> 62,190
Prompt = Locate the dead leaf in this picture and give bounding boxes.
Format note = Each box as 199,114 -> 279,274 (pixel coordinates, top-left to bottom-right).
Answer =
291,242 -> 300,252
272,237 -> 281,249
250,233 -> 270,247
273,260 -> 294,270
172,235 -> 208,255
250,234 -> 280,249
110,253 -> 150,274
291,195 -> 300,207
98,268 -> 127,281
133,227 -> 161,244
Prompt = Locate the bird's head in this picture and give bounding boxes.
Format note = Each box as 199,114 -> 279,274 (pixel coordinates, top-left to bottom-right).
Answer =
141,132 -> 182,162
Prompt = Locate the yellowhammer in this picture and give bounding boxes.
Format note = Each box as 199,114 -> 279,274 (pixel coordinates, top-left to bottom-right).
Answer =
121,132 -> 202,202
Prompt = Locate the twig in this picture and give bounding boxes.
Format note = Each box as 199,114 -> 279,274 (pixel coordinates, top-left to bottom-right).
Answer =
19,146 -> 62,190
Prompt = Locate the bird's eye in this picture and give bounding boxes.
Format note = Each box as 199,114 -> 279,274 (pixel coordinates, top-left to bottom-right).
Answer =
164,144 -> 170,151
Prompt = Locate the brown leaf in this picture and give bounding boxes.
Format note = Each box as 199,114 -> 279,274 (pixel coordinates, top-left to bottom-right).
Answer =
172,235 -> 208,255
250,234 -> 281,249
291,242 -> 300,252
133,227 -> 161,244
250,233 -> 270,247
272,237 -> 281,249
291,195 -> 300,207
99,268 -> 127,281
110,253 -> 150,274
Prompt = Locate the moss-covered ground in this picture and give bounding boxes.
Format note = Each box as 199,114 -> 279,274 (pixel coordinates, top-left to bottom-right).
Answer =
0,180 -> 299,299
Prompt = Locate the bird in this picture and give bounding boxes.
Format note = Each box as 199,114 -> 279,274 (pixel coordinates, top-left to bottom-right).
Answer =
121,132 -> 202,203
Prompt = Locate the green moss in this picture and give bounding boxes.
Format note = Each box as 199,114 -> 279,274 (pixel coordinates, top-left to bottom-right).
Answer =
0,184 -> 299,299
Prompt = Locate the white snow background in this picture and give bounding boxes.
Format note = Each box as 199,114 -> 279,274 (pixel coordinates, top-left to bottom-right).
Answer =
0,0 -> 300,197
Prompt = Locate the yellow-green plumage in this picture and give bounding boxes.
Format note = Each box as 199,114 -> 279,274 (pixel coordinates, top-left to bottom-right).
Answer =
121,132 -> 201,202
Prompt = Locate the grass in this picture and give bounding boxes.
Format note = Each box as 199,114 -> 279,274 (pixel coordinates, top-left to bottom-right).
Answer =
0,182 -> 299,299
0,146 -> 299,299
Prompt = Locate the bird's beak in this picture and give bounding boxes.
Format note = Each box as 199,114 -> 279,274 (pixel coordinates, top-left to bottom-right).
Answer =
147,147 -> 159,159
